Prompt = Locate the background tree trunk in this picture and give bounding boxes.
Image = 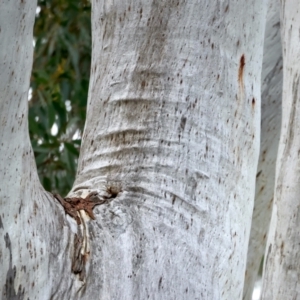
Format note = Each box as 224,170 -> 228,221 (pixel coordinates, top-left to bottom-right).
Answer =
261,1 -> 300,299
242,0 -> 282,298
1,0 -> 268,299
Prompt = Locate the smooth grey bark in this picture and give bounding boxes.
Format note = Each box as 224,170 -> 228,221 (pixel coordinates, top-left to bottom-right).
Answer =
70,0 -> 267,299
0,1 -> 76,299
261,1 -> 300,299
1,0 -> 268,299
242,0 -> 282,298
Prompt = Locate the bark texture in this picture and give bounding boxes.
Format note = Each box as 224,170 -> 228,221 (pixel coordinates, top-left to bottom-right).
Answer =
242,0 -> 282,298
71,0 -> 267,298
0,0 -> 269,299
0,1 -> 75,299
261,1 -> 300,299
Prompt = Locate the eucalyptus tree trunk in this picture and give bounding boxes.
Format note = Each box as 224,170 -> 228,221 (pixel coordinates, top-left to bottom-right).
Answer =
0,1 -> 74,299
261,1 -> 300,299
242,1 -> 282,298
1,0 -> 268,299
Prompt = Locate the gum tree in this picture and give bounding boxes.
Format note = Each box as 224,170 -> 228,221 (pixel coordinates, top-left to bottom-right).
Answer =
261,1 -> 300,299
2,0 -> 297,299
243,0 -> 282,298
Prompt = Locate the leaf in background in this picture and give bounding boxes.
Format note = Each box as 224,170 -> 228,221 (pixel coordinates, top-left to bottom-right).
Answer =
29,0 -> 91,195
43,176 -> 52,191
47,102 -> 56,129
64,142 -> 79,156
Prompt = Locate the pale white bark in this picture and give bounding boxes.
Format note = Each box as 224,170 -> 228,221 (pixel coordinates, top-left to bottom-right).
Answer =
0,1 -> 74,299
1,0 -> 269,299
71,0 -> 267,298
261,1 -> 300,299
242,1 -> 282,298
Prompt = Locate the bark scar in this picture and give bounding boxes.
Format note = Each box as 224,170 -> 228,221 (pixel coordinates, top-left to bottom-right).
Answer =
51,190 -> 117,281
52,191 -> 107,225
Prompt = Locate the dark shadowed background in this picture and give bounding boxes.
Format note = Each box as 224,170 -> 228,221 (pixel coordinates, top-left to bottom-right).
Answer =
29,0 -> 91,195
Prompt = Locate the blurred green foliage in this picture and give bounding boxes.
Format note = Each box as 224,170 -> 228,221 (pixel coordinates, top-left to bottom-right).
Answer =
29,0 -> 91,195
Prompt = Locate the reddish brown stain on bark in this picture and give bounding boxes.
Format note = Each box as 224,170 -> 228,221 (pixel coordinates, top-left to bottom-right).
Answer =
238,55 -> 245,88
252,97 -> 255,109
